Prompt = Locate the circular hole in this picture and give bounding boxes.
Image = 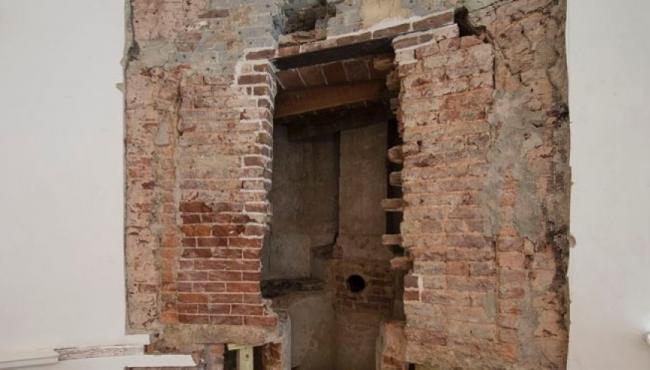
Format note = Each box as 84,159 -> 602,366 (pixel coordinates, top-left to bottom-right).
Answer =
346,274 -> 366,293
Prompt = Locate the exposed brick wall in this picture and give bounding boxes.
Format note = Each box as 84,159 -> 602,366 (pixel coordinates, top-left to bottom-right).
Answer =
392,1 -> 570,368
394,27 -> 503,367
165,67 -> 278,328
126,66 -> 280,332
334,261 -> 394,313
125,0 -> 282,351
125,0 -> 570,367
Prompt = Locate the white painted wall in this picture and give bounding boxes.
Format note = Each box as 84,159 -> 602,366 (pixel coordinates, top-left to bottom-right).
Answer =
0,1 -> 192,368
567,1 -> 650,369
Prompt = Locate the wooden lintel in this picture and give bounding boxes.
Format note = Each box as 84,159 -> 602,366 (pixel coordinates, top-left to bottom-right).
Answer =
274,80 -> 388,118
272,38 -> 393,70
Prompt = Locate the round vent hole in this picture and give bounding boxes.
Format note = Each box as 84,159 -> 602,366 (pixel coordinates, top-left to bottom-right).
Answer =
346,274 -> 366,293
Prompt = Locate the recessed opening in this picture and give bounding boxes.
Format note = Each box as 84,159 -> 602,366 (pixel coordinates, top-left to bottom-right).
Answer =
261,44 -> 405,369
346,274 -> 366,293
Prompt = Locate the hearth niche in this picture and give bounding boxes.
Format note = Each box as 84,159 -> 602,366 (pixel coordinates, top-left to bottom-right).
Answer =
261,52 -> 405,370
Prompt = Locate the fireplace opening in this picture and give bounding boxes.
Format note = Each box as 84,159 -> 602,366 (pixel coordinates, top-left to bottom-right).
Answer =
262,49 -> 403,369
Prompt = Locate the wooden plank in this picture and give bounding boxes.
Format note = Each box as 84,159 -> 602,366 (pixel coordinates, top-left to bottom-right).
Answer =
272,38 -> 393,70
55,344 -> 143,361
274,80 -> 388,118
237,346 -> 253,370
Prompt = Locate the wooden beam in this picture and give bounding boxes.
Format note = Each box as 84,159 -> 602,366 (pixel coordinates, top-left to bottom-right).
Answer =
272,38 -> 393,70
283,102 -> 390,141
274,80 -> 388,118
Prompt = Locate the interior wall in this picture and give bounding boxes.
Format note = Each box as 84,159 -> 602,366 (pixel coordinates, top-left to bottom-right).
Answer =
567,0 -> 650,369
268,118 -> 392,370
265,125 -> 339,280
0,1 -> 191,367
266,124 -> 338,370
334,121 -> 391,370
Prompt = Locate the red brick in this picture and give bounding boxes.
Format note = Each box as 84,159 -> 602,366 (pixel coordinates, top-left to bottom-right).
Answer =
211,315 -> 244,325
208,270 -> 242,281
343,59 -> 370,82
197,237 -> 228,247
403,290 -> 420,301
178,293 -> 208,304
276,69 -> 304,90
231,304 -> 264,315
211,293 -> 244,303
178,314 -> 210,324
181,224 -> 212,237
243,293 -> 262,304
242,272 -> 261,281
230,237 -> 263,248
212,224 -> 245,237
181,248 -> 212,258
297,65 -> 326,86
243,248 -> 261,259
412,10 -> 454,32
237,74 -> 268,85
244,316 -> 278,327
372,23 -> 410,38
244,224 -> 265,236
181,214 -> 201,224
212,247 -> 243,259
193,282 -> 226,292
198,9 -> 229,18
404,275 -> 419,288
178,271 -> 208,281
180,201 -> 212,213
181,237 -> 196,247
199,304 -> 230,315
226,282 -> 260,293
245,49 -> 275,60
322,62 -> 347,84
